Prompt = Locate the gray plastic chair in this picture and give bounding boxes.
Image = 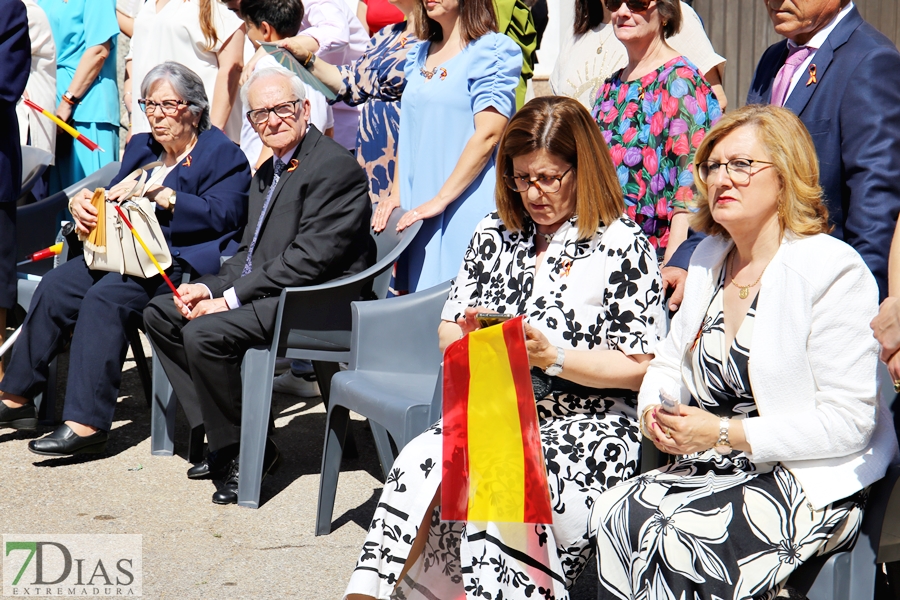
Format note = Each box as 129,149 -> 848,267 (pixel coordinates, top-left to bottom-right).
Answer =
17,146 -> 53,205
315,280 -> 451,535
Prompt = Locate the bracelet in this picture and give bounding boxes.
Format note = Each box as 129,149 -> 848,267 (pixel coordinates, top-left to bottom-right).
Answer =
714,416 -> 733,455
638,406 -> 654,438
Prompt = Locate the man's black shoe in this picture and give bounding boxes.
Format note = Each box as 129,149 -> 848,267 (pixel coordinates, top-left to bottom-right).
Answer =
212,439 -> 280,505
28,424 -> 108,456
187,444 -> 239,480
0,401 -> 37,430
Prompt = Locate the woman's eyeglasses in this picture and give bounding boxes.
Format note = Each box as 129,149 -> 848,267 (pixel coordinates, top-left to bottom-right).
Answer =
138,99 -> 191,116
246,100 -> 301,125
604,0 -> 652,12
697,159 -> 775,185
504,167 -> 573,194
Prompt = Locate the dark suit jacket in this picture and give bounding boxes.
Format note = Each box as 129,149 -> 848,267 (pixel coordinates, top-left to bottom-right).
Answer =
110,128 -> 251,276
197,125 -> 375,329
0,0 -> 30,205
746,7 -> 900,300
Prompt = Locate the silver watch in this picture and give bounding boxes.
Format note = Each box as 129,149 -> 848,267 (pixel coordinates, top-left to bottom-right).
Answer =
543,347 -> 565,376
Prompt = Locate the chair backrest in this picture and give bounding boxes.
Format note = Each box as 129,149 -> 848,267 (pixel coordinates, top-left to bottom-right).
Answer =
16,162 -> 120,262
18,146 -> 54,204
371,211 -> 417,298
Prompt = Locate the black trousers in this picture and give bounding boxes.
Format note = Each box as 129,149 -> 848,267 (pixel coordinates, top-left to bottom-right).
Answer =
143,293 -> 273,452
0,202 -> 16,310
0,256 -> 183,430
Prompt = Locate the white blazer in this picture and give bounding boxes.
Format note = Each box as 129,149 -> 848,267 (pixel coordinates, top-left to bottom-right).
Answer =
640,232 -> 899,509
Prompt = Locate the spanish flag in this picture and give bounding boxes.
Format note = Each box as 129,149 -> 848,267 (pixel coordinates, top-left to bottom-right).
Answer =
442,316 -> 553,524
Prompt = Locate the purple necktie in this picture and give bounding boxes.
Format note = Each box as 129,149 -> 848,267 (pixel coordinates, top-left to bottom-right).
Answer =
771,45 -> 814,107
242,158 -> 287,276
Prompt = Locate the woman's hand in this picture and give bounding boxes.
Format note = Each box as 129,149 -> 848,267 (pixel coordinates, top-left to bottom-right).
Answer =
55,101 -> 73,125
145,185 -> 175,210
524,322 -> 557,370
455,306 -> 492,337
652,404 -> 721,455
372,195 -> 400,233
871,297 -> 900,362
277,36 -> 320,65
105,175 -> 141,202
70,189 -> 99,235
396,197 -> 445,231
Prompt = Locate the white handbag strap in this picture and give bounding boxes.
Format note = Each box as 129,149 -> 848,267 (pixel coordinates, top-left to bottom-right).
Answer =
117,161 -> 164,204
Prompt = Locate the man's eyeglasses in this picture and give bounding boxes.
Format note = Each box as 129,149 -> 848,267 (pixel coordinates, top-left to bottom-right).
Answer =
604,0 -> 652,13
697,159 -> 775,185
138,99 -> 191,116
246,100 -> 301,125
504,167 -> 573,194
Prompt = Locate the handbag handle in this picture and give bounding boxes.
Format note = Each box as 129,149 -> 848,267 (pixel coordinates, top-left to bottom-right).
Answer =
117,161 -> 165,205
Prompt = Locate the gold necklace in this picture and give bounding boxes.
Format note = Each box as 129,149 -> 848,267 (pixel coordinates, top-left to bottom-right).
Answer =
728,250 -> 767,299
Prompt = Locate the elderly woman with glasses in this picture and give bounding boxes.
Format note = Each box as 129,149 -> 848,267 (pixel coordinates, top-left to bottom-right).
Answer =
593,0 -> 720,267
345,96 -> 665,600
0,61 -> 250,457
589,104 -> 899,600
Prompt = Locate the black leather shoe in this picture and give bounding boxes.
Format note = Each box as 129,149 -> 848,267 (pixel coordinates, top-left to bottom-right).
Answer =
187,444 -> 239,480
28,425 -> 108,456
212,439 -> 280,505
0,401 -> 37,430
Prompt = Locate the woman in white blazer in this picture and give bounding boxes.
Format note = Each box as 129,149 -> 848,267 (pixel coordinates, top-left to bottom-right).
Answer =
589,104 -> 899,600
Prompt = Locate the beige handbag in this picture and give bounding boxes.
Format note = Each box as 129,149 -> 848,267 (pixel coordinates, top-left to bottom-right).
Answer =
81,163 -> 173,278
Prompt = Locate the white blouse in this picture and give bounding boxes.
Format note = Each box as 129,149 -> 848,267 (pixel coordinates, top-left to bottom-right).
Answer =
16,0 -> 57,157
128,0 -> 245,141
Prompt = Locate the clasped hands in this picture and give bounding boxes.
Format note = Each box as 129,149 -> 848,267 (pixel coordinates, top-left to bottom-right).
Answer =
69,176 -> 174,236
172,283 -> 229,320
642,404 -> 723,455
456,306 -> 557,370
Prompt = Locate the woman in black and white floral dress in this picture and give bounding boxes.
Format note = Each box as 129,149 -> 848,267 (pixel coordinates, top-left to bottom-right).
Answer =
590,104 -> 899,600
345,97 -> 665,600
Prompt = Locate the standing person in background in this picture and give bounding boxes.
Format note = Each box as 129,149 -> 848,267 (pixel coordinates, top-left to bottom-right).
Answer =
376,0 -> 521,294
127,0 -> 245,142
551,0 -> 726,111
15,0 -> 57,172
357,0 -> 404,35
38,0 -> 119,193
0,0 -> 30,380
593,0 -> 720,265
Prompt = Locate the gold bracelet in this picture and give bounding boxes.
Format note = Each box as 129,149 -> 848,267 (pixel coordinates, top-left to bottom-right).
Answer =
638,406 -> 654,438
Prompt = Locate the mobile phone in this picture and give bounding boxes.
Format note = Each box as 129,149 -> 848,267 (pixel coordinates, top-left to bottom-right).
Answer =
659,388 -> 681,415
476,313 -> 514,329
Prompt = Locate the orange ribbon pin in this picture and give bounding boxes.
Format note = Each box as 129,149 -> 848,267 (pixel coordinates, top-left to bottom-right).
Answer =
287,158 -> 299,172
806,64 -> 817,86
182,155 -> 192,167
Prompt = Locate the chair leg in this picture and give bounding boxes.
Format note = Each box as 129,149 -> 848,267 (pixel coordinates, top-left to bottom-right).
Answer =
369,421 -> 395,480
238,347 -> 277,509
317,404 -> 351,536
127,326 -> 152,409
150,352 -> 176,456
313,361 -> 357,459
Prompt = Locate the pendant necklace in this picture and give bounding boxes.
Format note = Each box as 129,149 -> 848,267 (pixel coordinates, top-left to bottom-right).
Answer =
537,231 -> 554,243
728,250 -> 767,299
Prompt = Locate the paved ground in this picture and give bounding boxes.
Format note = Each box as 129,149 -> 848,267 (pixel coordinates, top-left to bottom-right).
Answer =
0,336 -> 600,599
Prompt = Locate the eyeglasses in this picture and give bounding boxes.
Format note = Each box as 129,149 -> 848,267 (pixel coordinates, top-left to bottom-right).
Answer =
697,159 -> 775,185
604,0 -> 652,12
504,167 -> 573,194
246,100 -> 301,125
138,99 -> 191,116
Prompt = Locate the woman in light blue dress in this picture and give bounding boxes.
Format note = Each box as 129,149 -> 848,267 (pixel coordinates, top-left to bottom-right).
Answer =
39,0 -> 119,193
374,0 -> 521,293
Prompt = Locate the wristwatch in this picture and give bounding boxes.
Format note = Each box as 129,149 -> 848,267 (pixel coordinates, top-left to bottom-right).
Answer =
543,347 -> 565,377
714,416 -> 733,455
62,91 -> 81,105
302,52 -> 317,69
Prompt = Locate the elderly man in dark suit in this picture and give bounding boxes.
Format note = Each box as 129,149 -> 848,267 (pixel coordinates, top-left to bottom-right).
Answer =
143,66 -> 375,505
0,0 -> 30,379
664,0 -> 900,310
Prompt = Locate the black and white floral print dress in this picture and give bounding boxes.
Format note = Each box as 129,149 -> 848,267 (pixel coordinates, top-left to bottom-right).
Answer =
344,214 -> 665,599
590,269 -> 865,600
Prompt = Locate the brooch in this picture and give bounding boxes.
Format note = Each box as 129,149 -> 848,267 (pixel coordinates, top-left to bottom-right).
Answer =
182,155 -> 192,167
398,36 -> 409,49
287,158 -> 299,172
806,64 -> 817,86
421,67 -> 448,80
560,259 -> 573,278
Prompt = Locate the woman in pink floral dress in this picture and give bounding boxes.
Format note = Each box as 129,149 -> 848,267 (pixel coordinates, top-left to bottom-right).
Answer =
592,0 -> 721,264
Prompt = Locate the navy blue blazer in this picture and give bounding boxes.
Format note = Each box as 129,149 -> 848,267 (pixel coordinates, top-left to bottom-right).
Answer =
0,0 -> 30,205
110,127 -> 251,276
746,7 -> 900,300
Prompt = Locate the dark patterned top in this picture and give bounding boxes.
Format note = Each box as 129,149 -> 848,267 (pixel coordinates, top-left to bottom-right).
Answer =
336,22 -> 418,203
592,56 -> 721,257
690,267 -> 760,418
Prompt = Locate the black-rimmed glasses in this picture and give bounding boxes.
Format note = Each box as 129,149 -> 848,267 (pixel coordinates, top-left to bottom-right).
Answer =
697,159 -> 775,185
246,100 -> 301,125
138,99 -> 192,116
604,0 -> 652,12
504,167 -> 573,194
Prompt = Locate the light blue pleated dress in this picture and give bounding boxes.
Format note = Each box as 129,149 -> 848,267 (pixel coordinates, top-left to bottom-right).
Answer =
395,32 -> 521,292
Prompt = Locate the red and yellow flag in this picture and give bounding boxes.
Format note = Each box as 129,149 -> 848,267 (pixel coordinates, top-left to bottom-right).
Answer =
442,316 -> 553,524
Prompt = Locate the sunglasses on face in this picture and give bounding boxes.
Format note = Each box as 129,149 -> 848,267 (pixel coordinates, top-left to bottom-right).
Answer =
604,0 -> 652,12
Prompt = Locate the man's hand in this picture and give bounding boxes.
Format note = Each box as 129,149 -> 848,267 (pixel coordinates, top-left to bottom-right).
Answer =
661,266 -> 687,312
70,189 -> 99,235
188,298 -> 230,320
872,296 -> 900,362
173,283 -> 211,318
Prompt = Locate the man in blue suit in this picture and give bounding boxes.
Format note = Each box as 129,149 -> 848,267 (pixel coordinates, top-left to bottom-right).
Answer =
665,0 -> 900,307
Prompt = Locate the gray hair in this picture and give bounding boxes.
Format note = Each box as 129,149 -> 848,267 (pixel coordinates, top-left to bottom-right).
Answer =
140,61 -> 211,131
240,66 -> 307,109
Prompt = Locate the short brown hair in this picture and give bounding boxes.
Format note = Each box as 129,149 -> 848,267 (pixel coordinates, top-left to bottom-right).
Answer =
495,96 -> 624,240
690,104 -> 831,238
656,0 -> 682,39
413,0 -> 498,44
